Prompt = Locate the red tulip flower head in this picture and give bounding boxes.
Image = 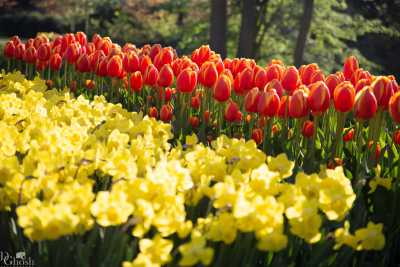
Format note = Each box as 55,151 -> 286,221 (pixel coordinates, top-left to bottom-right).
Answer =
199,61 -> 218,87
177,68 -> 197,93
37,42 -> 51,62
130,71 -> 143,93
123,52 -> 140,73
213,74 -> 232,102
254,68 -> 268,89
244,87 -> 260,113
157,64 -> 174,87
282,66 -> 301,94
343,56 -> 359,80
107,55 -> 123,78
257,89 -> 280,117
302,120 -> 314,138
49,53 -> 62,71
354,86 -> 378,120
371,76 -> 393,108
225,101 -> 242,122
289,89 -> 309,118
3,41 -> 15,58
389,92 -> 400,123
333,81 -> 355,112
76,53 -> 91,73
160,104 -> 173,122
251,128 -> 263,145
144,64 -> 159,86
24,46 -> 37,64
308,81 -> 330,114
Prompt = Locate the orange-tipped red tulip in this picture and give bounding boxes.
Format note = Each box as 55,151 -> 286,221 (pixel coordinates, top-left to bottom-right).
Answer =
257,89 -> 280,117
244,87 -> 260,113
308,81 -> 330,114
302,120 -> 314,138
289,89 -> 309,118
130,71 -> 143,93
389,92 -> 400,123
177,68 -> 197,93
343,56 -> 359,81
199,61 -> 218,87
160,104 -> 173,122
225,101 -> 242,122
213,75 -> 231,102
49,53 -> 62,71
282,66 -> 300,94
371,76 -> 393,108
157,64 -> 174,87
333,81 -> 355,112
123,52 -> 140,73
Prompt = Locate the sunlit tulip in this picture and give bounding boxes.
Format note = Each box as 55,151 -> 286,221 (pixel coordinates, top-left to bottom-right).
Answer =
254,68 -> 268,89
278,95 -> 289,118
65,43 -> 80,64
325,73 -> 343,96
84,79 -> 95,90
289,89 -> 308,118
389,92 -> 400,123
14,43 -> 25,60
148,107 -> 158,118
266,63 -> 284,82
130,71 -> 143,93
139,55 -> 152,75
154,47 -> 174,70
107,55 -> 123,78
343,56 -> 359,80
282,66 -> 300,93
49,53 -> 62,71
244,87 -> 260,113
265,79 -> 284,97
177,68 -> 197,93
144,64 -> 159,86
333,81 -> 355,112
96,58 -> 108,77
37,43 -> 51,62
157,64 -> 174,87
213,75 -> 231,102
199,61 -> 218,87
354,78 -> 371,93
371,76 -> 393,108
308,81 -> 330,114
123,52 -> 140,73
160,104 -> 173,122
24,46 -> 37,64
300,63 -> 318,85
75,31 -> 87,46
350,68 -> 371,86
368,141 -> 381,161
76,54 -> 91,73
257,89 -> 280,117
343,128 -> 355,142
354,87 -> 378,120
234,68 -> 253,95
150,44 -> 162,61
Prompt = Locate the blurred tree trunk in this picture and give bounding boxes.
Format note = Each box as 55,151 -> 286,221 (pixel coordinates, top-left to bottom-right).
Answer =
237,0 -> 257,58
210,0 -> 227,58
294,0 -> 314,66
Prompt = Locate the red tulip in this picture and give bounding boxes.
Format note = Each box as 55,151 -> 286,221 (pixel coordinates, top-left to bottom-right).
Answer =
24,46 -> 37,64
224,101 -> 241,122
89,50 -> 105,72
107,55 -> 123,78
157,64 -> 174,87
213,75 -> 231,102
177,68 -> 197,93
96,58 -> 108,77
159,87 -> 173,102
192,45 -> 211,67
244,87 -> 260,113
278,96 -> 289,118
199,61 -> 218,87
368,141 -> 381,161
204,110 -> 211,124
3,41 -> 15,58
343,128 -> 355,142
150,44 -> 162,61
289,89 -> 309,118
190,116 -> 200,128
387,77 -> 399,93
84,79 -> 95,90
144,64 -> 159,86
308,81 -> 330,114
254,68 -> 268,89
154,47 -> 174,70
257,89 -> 280,117
333,81 -> 355,112
35,60 -> 47,71
343,56 -> 359,80
282,66 -> 300,93
14,43 -> 25,60
37,43 -> 51,62
354,78 -> 371,93
160,104 -> 173,122
354,87 -> 378,120
123,52 -> 140,73
302,120 -> 314,138
393,130 -> 400,145
266,63 -> 284,82
149,107 -> 158,118
265,79 -> 284,98
76,53 -> 91,73
251,128 -> 263,145
139,55 -> 152,75
85,42 -> 95,54
389,92 -> 400,123
325,73 -> 343,96
234,68 -> 253,95
75,31 -> 87,46
371,76 -> 393,108
350,68 -> 371,86
191,95 -> 201,109
49,53 -> 62,71
11,35 -> 21,46
310,70 -> 325,84
300,63 -> 318,85
129,71 -> 143,93
65,43 -> 80,64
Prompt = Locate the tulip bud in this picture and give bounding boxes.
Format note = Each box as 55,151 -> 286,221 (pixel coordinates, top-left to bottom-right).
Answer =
154,47 -> 174,70
289,89 -> 309,118
177,68 -> 197,93
300,63 -> 318,85
3,41 -> 15,58
199,61 -> 218,87
160,104 -> 173,122
225,101 -> 241,122
343,56 -> 359,80
389,92 -> 400,123
204,110 -> 210,124
148,107 -> 158,118
278,96 -> 289,118
157,64 -> 174,87
139,55 -> 152,75
158,87 -> 173,102
190,116 -> 200,128
325,73 -> 343,96
191,95 -> 201,109
333,81 -> 355,112
49,53 -> 62,71
257,89 -> 280,117
393,130 -> 400,145
65,43 -> 80,64
14,43 -> 25,60
368,141 -> 381,161
343,128 -> 355,142
251,128 -> 263,145
75,31 -> 87,46
130,71 -> 143,93
244,87 -> 260,113
282,66 -> 300,93
302,120 -> 314,138
84,80 -> 95,90
350,68 -> 371,86
371,76 -> 393,108
308,81 -> 330,114
213,75 -> 231,102
354,87 -> 378,120
96,58 -> 108,77
123,52 -> 140,73
387,77 -> 399,93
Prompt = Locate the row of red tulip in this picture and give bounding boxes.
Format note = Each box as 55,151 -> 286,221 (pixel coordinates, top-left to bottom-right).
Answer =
3,32 -> 400,150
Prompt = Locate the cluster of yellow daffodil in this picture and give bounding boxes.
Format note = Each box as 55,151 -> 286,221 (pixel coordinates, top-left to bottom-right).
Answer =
0,71 -> 386,267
